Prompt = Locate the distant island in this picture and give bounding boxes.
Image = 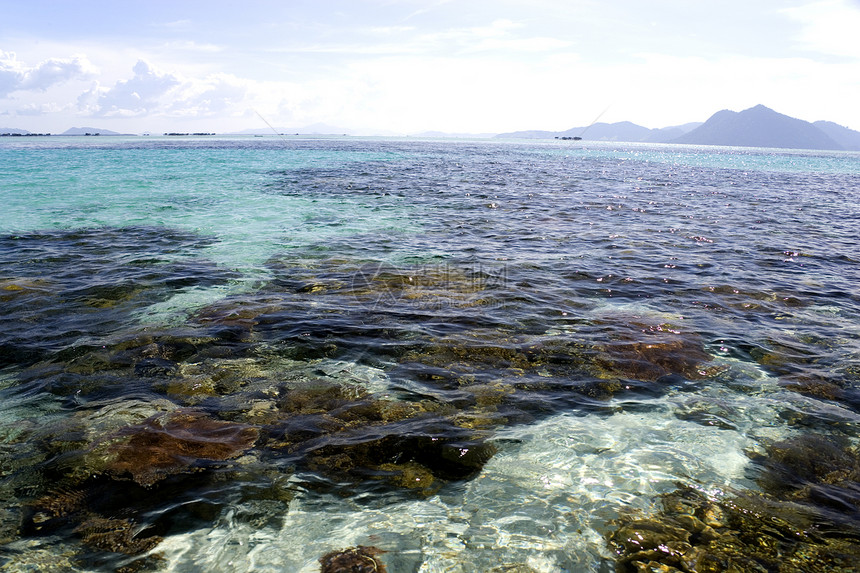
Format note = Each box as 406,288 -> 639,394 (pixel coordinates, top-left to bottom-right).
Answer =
0,126 -> 136,137
497,105 -> 860,151
0,130 -> 52,136
57,127 -> 139,136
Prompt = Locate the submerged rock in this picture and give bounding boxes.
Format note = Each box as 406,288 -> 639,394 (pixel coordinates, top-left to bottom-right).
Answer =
319,545 -> 387,573
594,321 -> 717,382
607,463 -> 860,572
286,418 -> 496,496
73,516 -> 162,555
701,284 -> 808,314
97,410 -> 259,487
780,373 -> 845,401
23,483 -> 166,558
753,434 -> 860,521
0,226 -> 238,369
246,379 -> 495,494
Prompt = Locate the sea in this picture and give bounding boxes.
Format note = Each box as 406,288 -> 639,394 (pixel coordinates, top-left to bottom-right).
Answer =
1,135 -> 859,572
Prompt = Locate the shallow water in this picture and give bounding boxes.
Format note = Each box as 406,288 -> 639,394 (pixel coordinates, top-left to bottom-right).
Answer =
1,136 -> 859,572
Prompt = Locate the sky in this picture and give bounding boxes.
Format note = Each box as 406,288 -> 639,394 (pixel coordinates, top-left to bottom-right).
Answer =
2,0 -> 860,135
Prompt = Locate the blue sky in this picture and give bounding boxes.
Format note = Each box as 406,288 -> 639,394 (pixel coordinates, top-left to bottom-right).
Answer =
2,0 -> 859,134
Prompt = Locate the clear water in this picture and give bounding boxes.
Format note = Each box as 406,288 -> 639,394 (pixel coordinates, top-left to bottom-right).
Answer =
1,135 -> 859,572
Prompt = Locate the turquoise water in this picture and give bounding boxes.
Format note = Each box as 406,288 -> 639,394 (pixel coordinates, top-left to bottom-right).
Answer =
1,135 -> 859,572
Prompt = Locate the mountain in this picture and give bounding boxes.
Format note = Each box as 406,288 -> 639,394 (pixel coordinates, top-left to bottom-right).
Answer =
812,120 -> 860,151
60,127 -> 126,136
497,105 -> 860,151
496,121 -> 701,143
559,121 -> 703,143
673,105 -> 842,150
0,127 -> 30,135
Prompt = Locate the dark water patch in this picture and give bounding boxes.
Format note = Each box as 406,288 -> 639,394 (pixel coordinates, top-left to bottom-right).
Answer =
5,326 -> 256,407
199,254 -> 731,411
779,370 -> 860,414
0,226 -> 237,369
19,471 -> 240,567
752,434 -> 860,520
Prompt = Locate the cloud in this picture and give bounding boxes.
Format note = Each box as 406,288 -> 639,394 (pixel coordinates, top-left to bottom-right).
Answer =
168,73 -> 248,117
77,60 -> 250,120
368,26 -> 417,35
0,51 -> 24,97
14,102 -> 68,115
21,56 -> 97,91
0,50 -> 95,97
82,60 -> 181,117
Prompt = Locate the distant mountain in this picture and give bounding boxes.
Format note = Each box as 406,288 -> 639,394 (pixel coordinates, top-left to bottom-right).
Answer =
496,121 -> 701,143
812,120 -> 860,151
0,127 -> 30,135
60,127 -> 126,136
673,105 -> 842,150
497,105 -> 860,151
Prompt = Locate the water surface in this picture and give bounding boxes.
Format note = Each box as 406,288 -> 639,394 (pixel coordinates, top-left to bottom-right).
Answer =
1,136 -> 859,572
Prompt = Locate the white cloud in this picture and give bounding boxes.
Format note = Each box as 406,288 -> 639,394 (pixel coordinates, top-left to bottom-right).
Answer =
0,51 -> 25,97
161,19 -> 193,29
21,56 -> 97,91
14,102 -> 69,115
368,26 -> 417,35
76,61 -> 252,122
168,73 -> 248,117
83,60 -> 181,117
467,36 -> 574,54
251,42 -> 860,134
0,50 -> 95,97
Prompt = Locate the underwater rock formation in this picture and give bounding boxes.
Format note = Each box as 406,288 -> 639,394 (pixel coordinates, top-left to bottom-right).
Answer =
265,380 -> 497,496
99,410 -> 259,487
24,484 -> 165,558
607,433 -> 860,572
0,226 -> 238,368
319,545 -> 387,573
594,321 -> 717,382
608,485 -> 860,572
74,516 -> 162,555
754,434 -> 860,520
